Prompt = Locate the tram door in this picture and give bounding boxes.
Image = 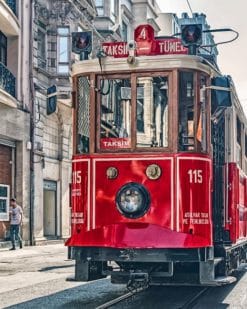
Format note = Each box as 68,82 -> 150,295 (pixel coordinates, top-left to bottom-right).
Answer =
43,180 -> 57,237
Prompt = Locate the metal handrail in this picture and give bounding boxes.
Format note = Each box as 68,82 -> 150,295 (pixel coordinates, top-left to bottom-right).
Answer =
0,62 -> 16,98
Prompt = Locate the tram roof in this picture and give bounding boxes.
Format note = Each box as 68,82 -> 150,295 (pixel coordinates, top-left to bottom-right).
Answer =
71,54 -> 219,77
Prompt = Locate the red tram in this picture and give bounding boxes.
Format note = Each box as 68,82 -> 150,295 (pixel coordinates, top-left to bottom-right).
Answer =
66,24 -> 247,286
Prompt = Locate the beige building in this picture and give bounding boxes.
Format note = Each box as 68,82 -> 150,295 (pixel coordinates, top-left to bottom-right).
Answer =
0,0 -> 31,243
31,0 -> 99,244
94,0 -> 161,41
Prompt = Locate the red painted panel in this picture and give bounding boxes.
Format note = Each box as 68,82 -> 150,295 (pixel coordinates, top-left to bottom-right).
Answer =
227,163 -> 239,243
226,164 -> 247,242
66,153 -> 212,249
177,156 -> 212,246
94,157 -> 172,230
70,160 -> 89,234
66,223 -> 212,248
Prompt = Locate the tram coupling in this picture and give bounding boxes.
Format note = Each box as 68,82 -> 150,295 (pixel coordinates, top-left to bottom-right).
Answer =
127,272 -> 149,291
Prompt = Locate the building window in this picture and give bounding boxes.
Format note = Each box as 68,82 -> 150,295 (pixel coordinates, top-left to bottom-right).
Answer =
95,0 -> 104,16
57,27 -> 69,74
0,184 -> 10,221
0,32 -> 7,66
110,0 -> 116,22
37,29 -> 46,69
122,22 -> 128,42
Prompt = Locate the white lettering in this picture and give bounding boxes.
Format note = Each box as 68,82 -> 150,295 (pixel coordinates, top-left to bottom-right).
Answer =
159,40 -> 187,54
188,169 -> 203,183
140,28 -> 147,40
183,212 -> 209,225
72,171 -> 81,184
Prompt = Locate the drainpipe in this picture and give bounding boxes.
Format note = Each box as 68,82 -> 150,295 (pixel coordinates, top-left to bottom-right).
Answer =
29,0 -> 35,245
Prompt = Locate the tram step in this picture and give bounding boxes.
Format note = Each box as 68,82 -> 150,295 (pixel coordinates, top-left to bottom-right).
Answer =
214,257 -> 224,266
201,276 -> 236,286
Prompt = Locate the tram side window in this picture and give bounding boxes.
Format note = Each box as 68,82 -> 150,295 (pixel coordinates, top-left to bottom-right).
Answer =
77,76 -> 90,154
100,78 -> 131,150
197,75 -> 207,152
136,76 -> 169,148
179,72 -> 195,151
245,134 -> 247,173
236,116 -> 242,168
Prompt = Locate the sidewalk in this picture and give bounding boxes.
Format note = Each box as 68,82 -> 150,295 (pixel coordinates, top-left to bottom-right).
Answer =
0,240 -> 12,249
0,243 -> 85,308
0,238 -> 65,250
0,243 -> 74,294
0,242 -> 68,257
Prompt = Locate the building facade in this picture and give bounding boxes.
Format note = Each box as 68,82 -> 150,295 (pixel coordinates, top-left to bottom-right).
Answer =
0,0 -> 31,243
94,0 -> 161,42
30,0 -> 100,244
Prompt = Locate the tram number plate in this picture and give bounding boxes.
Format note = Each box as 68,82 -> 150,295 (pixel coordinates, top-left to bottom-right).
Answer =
188,169 -> 203,184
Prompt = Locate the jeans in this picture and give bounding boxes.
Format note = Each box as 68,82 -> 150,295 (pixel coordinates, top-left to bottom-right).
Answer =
10,224 -> 22,248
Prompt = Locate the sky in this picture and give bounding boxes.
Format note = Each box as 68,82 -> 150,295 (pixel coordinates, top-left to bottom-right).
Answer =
156,0 -> 247,111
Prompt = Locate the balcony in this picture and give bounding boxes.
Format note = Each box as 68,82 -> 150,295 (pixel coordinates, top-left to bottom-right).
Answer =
5,0 -> 17,15
0,62 -> 17,108
0,0 -> 19,36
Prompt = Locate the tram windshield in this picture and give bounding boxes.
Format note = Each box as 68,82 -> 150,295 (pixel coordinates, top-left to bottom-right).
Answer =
136,76 -> 168,148
100,77 -> 132,149
75,71 -> 208,154
99,75 -> 169,151
178,72 -> 207,152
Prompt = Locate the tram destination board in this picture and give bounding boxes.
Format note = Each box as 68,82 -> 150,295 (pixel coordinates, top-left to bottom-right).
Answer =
102,24 -> 188,58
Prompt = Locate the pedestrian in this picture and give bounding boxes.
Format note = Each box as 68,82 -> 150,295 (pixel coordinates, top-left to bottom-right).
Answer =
9,198 -> 23,250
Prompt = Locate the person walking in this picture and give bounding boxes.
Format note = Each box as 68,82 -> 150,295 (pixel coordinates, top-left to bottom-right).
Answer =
9,198 -> 23,250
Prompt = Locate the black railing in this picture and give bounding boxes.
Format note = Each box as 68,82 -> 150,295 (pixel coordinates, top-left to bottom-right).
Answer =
5,0 -> 17,16
0,62 -> 16,98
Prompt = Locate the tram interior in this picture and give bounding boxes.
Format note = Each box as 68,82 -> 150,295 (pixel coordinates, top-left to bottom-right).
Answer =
100,76 -> 169,148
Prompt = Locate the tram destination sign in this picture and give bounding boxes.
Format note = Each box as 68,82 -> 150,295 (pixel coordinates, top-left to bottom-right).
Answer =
102,24 -> 188,58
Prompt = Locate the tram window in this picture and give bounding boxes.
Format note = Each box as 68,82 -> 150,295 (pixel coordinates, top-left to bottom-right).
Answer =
197,75 -> 207,152
237,117 -> 241,145
136,76 -> 169,148
100,78 -> 131,150
179,72 -> 195,151
77,76 -> 90,154
236,116 -> 242,167
245,134 -> 247,173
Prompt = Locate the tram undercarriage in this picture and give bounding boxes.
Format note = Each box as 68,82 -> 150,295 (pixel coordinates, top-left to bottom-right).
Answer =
70,242 -> 247,286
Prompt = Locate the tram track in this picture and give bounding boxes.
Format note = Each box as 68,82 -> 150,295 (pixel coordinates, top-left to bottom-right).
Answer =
178,287 -> 210,309
95,286 -> 210,309
95,286 -> 148,309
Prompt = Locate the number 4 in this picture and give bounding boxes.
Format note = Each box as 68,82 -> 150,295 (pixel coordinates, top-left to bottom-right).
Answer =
140,28 -> 147,40
188,169 -> 203,183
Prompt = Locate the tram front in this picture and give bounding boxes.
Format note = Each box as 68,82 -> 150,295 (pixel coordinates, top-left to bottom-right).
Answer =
66,24 -> 215,285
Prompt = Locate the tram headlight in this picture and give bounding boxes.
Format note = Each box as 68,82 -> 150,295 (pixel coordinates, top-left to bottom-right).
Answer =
116,183 -> 150,219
